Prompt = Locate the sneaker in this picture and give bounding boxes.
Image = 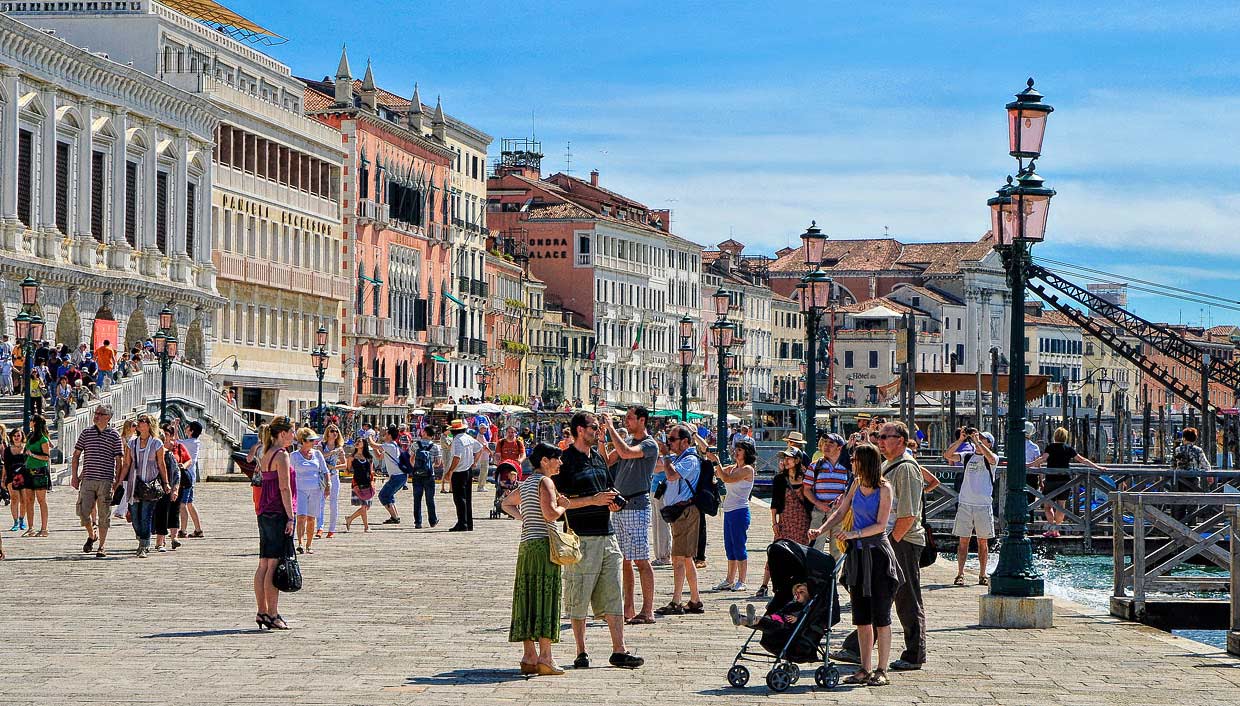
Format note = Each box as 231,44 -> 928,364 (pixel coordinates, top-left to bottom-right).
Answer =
136,547 -> 148,558
651,558 -> 671,567
382,517 -> 399,525
19,519 -> 26,531
754,585 -> 769,598
729,604 -> 744,626
888,659 -> 923,671
732,581 -> 748,592
654,601 -> 685,616
157,545 -> 168,553
8,522 -> 19,532
830,648 -> 861,664
171,540 -> 182,550
573,652 -> 590,669
608,651 -> 644,669
745,604 -> 756,625
711,579 -> 733,592
83,537 -> 95,553
296,545 -> 305,554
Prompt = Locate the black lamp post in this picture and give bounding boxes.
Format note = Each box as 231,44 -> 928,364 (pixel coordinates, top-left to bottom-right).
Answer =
650,382 -> 659,412
798,222 -> 832,444
154,306 -> 178,423
590,372 -> 600,413
311,325 -> 329,432
679,314 -> 695,422
478,368 -> 492,403
15,276 -> 44,434
989,77 -> 1056,599
710,288 -> 734,461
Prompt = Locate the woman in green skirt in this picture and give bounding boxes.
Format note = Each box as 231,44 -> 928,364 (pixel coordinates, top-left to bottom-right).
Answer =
502,443 -> 569,676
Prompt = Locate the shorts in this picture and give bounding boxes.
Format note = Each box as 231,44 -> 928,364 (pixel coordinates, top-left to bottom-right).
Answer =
76,478 -> 113,531
296,486 -> 324,518
562,534 -> 623,620
723,507 -> 750,561
614,506 -> 651,561
953,502 -> 995,539
178,486 -> 195,504
1042,473 -> 1072,501
670,505 -> 701,558
257,512 -> 290,559
26,468 -> 51,490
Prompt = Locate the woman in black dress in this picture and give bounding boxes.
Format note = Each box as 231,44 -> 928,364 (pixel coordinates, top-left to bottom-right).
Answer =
1029,426 -> 1106,538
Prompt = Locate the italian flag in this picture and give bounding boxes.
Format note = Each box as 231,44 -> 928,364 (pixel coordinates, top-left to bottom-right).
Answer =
631,322 -> 645,351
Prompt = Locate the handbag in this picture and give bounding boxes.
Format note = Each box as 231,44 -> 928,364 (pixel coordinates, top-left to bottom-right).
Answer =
548,513 -> 582,566
134,478 -> 164,502
354,485 -> 376,502
273,536 -> 303,593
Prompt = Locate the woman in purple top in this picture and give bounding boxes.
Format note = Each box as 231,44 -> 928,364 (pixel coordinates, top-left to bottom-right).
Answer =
254,415 -> 296,631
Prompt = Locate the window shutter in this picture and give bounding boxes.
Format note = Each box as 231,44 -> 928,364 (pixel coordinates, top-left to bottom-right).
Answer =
55,142 -> 70,233
125,161 -> 138,246
17,130 -> 32,227
91,152 -> 105,241
156,171 -> 169,253
414,298 -> 427,331
185,183 -> 196,257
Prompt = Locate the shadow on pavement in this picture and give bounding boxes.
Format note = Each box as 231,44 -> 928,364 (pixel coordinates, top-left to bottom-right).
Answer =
141,628 -> 266,638
404,668 -> 529,685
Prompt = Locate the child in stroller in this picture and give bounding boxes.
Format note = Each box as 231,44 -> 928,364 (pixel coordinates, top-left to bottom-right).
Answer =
725,539 -> 843,692
489,459 -> 522,519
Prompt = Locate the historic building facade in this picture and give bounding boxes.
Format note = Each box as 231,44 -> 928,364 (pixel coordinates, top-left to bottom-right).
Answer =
16,0 -> 351,421
488,155 -> 701,410
0,12 -> 221,360
302,52 -> 455,420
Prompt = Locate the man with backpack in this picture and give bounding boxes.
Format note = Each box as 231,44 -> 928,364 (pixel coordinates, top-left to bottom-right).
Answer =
654,424 -> 704,616
945,430 -> 997,587
408,426 -> 441,529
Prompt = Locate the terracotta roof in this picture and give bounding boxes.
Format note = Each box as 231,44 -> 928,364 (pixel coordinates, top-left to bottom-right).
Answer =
702,250 -> 725,264
837,296 -> 927,317
546,172 -> 648,210
890,284 -> 963,306
303,84 -> 332,111
1024,309 -> 1080,329
769,234 -> 994,277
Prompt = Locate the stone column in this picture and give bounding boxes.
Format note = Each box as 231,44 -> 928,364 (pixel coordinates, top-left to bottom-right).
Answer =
38,88 -> 57,233
0,70 -> 20,228
171,130 -> 191,283
71,101 -> 97,267
109,110 -> 132,271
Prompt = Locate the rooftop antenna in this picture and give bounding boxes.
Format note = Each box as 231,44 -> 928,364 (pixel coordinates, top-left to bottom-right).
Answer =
884,225 -> 890,237
565,140 -> 573,175
531,108 -> 536,141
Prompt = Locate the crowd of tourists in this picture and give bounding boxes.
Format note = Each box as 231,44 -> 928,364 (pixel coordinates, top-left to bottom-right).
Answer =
0,338 -> 164,419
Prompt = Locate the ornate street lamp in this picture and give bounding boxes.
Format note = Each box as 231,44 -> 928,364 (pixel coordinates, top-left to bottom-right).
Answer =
590,372 -> 601,412
799,241 -> 833,443
154,306 -> 177,421
650,382 -> 659,412
15,277 -> 41,433
989,78 -> 1056,602
710,292 -> 735,461
478,368 -> 492,402
311,325 -> 330,431
679,314 -> 695,421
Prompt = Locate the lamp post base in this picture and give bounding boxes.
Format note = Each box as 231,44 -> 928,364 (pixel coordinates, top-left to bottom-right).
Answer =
979,594 -> 1054,629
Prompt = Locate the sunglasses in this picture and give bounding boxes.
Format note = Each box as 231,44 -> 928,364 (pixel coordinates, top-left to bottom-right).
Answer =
877,434 -> 902,440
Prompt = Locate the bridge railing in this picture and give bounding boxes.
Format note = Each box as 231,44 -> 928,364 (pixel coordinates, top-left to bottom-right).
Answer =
921,463 -> 1240,548
56,361 -> 253,455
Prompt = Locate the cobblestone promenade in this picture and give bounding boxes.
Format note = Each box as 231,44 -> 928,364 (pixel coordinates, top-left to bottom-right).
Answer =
2,482 -> 1239,705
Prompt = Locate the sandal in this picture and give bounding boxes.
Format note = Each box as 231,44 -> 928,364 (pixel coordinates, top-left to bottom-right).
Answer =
978,575 -> 990,586
843,670 -> 870,685
953,574 -> 966,586
190,530 -> 204,538
626,615 -> 655,625
868,669 -> 890,687
35,529 -> 48,537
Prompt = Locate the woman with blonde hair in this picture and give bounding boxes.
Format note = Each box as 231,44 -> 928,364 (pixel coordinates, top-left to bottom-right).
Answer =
316,424 -> 345,539
113,418 -> 137,521
117,414 -> 169,557
1029,426 -> 1106,538
254,415 -> 296,630
290,427 -> 329,554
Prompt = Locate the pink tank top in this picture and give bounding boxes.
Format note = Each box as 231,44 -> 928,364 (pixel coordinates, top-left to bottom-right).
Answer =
258,449 -> 297,517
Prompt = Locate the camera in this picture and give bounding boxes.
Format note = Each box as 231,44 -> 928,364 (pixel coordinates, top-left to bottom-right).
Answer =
609,490 -> 628,511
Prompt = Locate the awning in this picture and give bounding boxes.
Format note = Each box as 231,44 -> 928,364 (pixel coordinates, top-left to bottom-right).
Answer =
878,372 -> 1049,403
359,272 -> 383,285
651,409 -> 707,421
444,292 -> 466,308
431,355 -> 449,363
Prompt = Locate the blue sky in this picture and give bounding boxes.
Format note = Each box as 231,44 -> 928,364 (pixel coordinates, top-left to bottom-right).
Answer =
229,0 -> 1240,325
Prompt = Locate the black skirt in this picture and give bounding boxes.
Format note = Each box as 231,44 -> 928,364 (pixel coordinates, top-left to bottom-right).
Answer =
257,512 -> 290,559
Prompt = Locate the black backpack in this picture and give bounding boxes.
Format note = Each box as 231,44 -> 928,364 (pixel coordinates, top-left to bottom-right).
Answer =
693,457 -> 721,517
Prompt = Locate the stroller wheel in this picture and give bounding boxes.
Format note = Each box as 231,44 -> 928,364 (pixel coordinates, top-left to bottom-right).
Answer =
815,665 -> 840,689
766,665 -> 792,693
726,665 -> 749,688
787,663 -> 800,683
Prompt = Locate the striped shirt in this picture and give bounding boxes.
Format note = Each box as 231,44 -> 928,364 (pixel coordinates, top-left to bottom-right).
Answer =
74,425 -> 123,483
518,472 -> 550,543
804,457 -> 849,503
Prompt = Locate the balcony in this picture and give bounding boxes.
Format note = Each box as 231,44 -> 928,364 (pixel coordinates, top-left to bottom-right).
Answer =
465,338 -> 488,357
575,252 -> 593,267
353,314 -> 389,340
368,378 -> 390,396
431,381 -> 448,398
357,199 -> 390,226
470,279 -> 489,298
428,324 -> 459,350
457,275 -> 470,297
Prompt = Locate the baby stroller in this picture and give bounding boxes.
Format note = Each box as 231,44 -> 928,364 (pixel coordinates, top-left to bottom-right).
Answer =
726,539 -> 845,692
489,460 -> 522,519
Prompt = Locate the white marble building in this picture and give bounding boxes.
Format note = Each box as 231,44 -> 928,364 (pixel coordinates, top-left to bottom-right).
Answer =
0,12 -> 221,358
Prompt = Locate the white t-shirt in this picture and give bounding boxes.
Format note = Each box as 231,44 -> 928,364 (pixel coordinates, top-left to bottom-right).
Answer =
958,452 -> 995,506
380,441 -> 402,475
450,433 -> 483,474
180,437 -> 201,481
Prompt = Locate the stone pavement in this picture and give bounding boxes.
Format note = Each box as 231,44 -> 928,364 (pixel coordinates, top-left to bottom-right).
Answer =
2,482 -> 1240,705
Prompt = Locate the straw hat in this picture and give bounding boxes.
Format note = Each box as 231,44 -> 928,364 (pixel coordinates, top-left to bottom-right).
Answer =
782,431 -> 806,446
448,419 -> 468,433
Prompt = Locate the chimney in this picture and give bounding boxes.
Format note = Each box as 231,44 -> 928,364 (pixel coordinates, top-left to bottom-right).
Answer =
652,208 -> 671,233
589,169 -> 599,187
1024,301 -> 1042,317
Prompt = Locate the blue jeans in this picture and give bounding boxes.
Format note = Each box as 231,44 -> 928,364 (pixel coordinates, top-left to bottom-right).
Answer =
723,507 -> 750,561
378,472 -> 407,507
130,500 -> 157,546
410,474 -> 437,527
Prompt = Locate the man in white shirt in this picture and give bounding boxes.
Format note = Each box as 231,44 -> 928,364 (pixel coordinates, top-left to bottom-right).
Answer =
443,419 -> 483,531
177,420 -> 205,538
945,430 -> 998,586
378,426 -> 406,525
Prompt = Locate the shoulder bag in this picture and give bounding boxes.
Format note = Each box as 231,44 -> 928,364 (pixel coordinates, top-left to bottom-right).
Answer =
548,511 -> 582,566
274,535 -> 303,592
